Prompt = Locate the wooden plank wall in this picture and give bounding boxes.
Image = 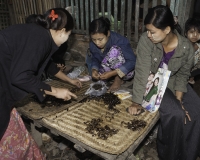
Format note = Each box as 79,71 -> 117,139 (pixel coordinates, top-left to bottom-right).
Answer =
64,0 -> 193,42
0,0 -> 11,30
11,0 -> 61,24
7,0 -> 194,43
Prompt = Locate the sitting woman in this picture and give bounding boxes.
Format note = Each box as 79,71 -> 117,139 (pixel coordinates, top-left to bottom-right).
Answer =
87,17 -> 136,91
127,5 -> 200,160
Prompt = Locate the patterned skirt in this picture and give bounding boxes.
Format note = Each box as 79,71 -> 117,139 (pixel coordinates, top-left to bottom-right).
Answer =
0,108 -> 45,160
99,45 -> 134,80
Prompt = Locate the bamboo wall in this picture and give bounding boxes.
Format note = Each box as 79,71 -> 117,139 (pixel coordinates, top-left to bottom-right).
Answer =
11,0 -> 62,24
0,0 -> 10,30
1,0 -> 195,43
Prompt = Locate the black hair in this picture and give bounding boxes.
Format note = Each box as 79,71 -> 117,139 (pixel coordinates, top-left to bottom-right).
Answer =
153,77 -> 159,84
149,72 -> 155,76
35,8 -> 74,31
25,14 -> 40,24
144,5 -> 182,34
89,17 -> 111,36
184,18 -> 200,36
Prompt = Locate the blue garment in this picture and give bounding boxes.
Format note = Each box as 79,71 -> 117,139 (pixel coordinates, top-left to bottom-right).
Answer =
89,31 -> 136,75
86,48 -> 92,76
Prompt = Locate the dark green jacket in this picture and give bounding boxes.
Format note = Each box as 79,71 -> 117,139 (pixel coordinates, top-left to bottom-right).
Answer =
144,86 -> 158,102
133,30 -> 194,104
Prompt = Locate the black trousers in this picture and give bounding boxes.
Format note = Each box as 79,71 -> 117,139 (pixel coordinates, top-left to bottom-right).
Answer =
157,85 -> 200,160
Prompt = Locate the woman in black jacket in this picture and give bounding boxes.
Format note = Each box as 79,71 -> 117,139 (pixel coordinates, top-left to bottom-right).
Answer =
0,8 -> 81,159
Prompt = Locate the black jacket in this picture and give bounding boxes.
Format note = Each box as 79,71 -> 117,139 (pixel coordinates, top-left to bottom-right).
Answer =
0,23 -> 59,139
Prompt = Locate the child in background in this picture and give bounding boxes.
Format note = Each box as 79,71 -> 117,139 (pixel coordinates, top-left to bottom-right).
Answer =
185,17 -> 200,84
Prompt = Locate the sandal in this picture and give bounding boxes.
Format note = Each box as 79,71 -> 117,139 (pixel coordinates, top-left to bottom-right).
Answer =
126,106 -> 145,116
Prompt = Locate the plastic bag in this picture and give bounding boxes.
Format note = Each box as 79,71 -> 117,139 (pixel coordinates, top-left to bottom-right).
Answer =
85,80 -> 108,96
67,66 -> 85,79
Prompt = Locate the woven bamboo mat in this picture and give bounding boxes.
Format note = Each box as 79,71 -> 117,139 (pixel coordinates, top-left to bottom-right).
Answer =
42,98 -> 158,154
16,80 -> 90,119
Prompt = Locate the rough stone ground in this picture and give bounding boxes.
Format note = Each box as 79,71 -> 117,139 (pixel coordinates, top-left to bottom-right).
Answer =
25,35 -> 200,160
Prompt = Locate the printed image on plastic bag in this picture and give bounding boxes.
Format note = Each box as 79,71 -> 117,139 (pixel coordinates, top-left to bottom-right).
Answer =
141,68 -> 171,113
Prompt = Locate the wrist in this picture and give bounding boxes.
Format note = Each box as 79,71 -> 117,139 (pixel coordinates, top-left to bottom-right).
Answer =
111,70 -> 118,76
67,78 -> 73,83
176,98 -> 182,102
92,68 -> 98,72
45,86 -> 57,96
132,102 -> 140,105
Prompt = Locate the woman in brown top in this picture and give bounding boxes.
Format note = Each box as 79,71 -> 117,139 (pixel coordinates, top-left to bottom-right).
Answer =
128,5 -> 200,160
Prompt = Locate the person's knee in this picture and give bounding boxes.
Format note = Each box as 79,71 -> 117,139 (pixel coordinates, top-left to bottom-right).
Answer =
171,108 -> 185,123
160,89 -> 185,123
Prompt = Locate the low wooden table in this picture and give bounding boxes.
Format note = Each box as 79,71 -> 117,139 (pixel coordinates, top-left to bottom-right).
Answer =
33,115 -> 159,160
17,80 -> 160,160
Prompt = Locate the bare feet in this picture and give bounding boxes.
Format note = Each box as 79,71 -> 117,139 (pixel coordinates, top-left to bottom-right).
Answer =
109,76 -> 123,92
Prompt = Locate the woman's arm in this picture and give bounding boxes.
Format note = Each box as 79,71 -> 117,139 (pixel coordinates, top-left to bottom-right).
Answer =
44,86 -> 77,101
9,28 -> 56,102
173,41 -> 194,93
132,33 -> 153,104
54,70 -> 82,88
175,90 -> 183,102
115,39 -> 136,75
175,90 -> 191,124
99,69 -> 117,79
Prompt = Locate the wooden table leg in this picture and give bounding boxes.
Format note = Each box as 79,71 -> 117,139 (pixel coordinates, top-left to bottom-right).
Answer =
31,122 -> 43,147
127,154 -> 137,160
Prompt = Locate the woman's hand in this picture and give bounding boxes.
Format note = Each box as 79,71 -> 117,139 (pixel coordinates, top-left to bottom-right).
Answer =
69,79 -> 82,88
92,69 -> 100,80
178,100 -> 191,124
127,102 -> 144,115
57,63 -> 66,71
127,102 -> 140,115
45,87 -> 77,101
99,71 -> 113,80
176,91 -> 191,124
54,70 -> 82,87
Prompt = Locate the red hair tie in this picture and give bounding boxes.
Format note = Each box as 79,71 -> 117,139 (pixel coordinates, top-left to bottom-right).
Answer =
49,10 -> 58,21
